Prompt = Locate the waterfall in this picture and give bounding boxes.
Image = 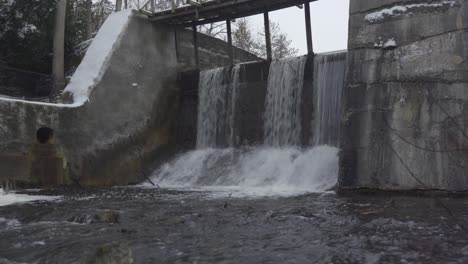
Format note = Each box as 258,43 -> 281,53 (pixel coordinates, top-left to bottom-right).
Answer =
197,68 -> 227,148
313,53 -> 346,146
149,54 -> 346,197
264,56 -> 307,146
228,65 -> 241,148
196,65 -> 241,148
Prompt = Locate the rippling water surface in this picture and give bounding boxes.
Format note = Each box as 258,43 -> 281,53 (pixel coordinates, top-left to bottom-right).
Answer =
1,188 -> 468,263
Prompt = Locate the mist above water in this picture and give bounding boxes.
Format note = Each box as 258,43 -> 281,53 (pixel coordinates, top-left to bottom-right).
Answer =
150,146 -> 338,197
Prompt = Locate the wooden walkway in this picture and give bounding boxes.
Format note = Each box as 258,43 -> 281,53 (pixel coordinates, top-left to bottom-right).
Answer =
147,0 -> 318,27
142,0 -> 318,66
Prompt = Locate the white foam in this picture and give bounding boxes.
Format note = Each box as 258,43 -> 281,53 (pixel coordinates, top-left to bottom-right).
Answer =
146,145 -> 339,198
0,189 -> 59,207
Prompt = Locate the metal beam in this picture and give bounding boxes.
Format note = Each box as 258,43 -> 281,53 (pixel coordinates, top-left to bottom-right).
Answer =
192,23 -> 200,69
226,19 -> 234,65
264,12 -> 272,61
304,0 -> 313,54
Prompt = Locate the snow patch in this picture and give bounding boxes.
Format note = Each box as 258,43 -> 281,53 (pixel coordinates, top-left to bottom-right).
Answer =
0,188 -> 59,207
18,24 -> 37,38
365,0 -> 456,23
374,38 -> 397,48
63,9 -> 134,106
383,38 -> 397,48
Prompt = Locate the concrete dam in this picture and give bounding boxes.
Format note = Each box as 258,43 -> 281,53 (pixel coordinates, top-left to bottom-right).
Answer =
1,0 -> 468,194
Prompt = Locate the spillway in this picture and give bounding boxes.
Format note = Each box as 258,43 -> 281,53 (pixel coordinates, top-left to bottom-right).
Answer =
150,54 -> 346,196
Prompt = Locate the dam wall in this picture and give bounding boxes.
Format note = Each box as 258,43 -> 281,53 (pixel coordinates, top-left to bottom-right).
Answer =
340,0 -> 468,191
0,10 -> 258,186
175,52 -> 347,149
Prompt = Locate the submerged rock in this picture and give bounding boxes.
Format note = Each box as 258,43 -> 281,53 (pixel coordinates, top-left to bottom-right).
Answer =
93,210 -> 120,224
82,241 -> 134,264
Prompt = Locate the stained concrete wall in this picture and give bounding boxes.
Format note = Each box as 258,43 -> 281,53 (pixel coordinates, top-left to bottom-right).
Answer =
0,11 -> 259,186
175,54 -> 317,148
0,13 -> 179,186
175,29 -> 260,71
340,0 -> 468,191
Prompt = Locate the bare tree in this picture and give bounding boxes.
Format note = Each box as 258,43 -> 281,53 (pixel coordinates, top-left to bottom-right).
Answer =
254,21 -> 298,60
52,0 -> 67,92
198,22 -> 226,39
233,18 -> 297,59
233,18 -> 255,53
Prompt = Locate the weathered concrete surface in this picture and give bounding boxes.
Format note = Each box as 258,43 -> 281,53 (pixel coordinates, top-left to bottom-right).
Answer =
176,29 -> 260,71
340,0 -> 468,191
0,10 -> 262,186
0,13 -> 179,186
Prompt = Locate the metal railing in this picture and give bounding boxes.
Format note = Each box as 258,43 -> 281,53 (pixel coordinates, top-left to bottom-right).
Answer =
0,64 -> 53,99
137,0 -> 206,14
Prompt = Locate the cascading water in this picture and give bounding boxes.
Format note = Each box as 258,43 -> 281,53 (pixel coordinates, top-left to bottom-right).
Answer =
196,68 -> 227,148
149,55 -> 345,197
313,52 -> 346,146
196,65 -> 241,148
264,57 -> 307,146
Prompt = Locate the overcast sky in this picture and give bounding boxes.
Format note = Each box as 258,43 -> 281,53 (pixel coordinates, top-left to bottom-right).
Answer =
249,0 -> 350,54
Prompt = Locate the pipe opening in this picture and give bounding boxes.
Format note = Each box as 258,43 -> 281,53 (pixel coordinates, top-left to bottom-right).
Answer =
36,127 -> 54,144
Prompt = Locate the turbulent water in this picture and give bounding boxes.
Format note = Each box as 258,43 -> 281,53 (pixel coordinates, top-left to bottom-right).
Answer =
313,53 -> 346,146
264,56 -> 307,146
152,55 -> 344,197
150,146 -> 338,197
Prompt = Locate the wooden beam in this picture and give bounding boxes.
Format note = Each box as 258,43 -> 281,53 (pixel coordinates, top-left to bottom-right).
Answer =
264,12 -> 272,61
192,23 -> 200,69
304,0 -> 313,54
149,0 -> 319,26
226,19 -> 233,65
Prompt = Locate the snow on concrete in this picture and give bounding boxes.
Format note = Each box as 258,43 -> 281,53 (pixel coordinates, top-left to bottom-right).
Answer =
0,9 -> 134,108
383,38 -> 397,48
365,0 -> 456,23
63,9 -> 134,106
0,188 -> 59,207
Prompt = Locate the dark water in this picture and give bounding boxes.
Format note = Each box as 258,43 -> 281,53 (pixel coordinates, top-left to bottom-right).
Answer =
1,188 -> 468,264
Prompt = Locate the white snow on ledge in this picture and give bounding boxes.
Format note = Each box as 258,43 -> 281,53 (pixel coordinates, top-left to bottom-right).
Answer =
365,0 -> 456,23
0,9 -> 134,108
63,9 -> 134,106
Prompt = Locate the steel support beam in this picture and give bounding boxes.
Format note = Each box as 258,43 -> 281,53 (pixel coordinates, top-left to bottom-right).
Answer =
192,23 -> 200,69
304,0 -> 313,54
264,12 -> 272,61
226,19 -> 234,64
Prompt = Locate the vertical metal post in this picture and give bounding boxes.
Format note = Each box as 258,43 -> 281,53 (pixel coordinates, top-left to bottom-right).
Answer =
151,0 -> 155,13
174,27 -> 179,63
264,12 -> 272,61
226,19 -> 233,65
304,0 -> 314,54
192,23 -> 200,69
